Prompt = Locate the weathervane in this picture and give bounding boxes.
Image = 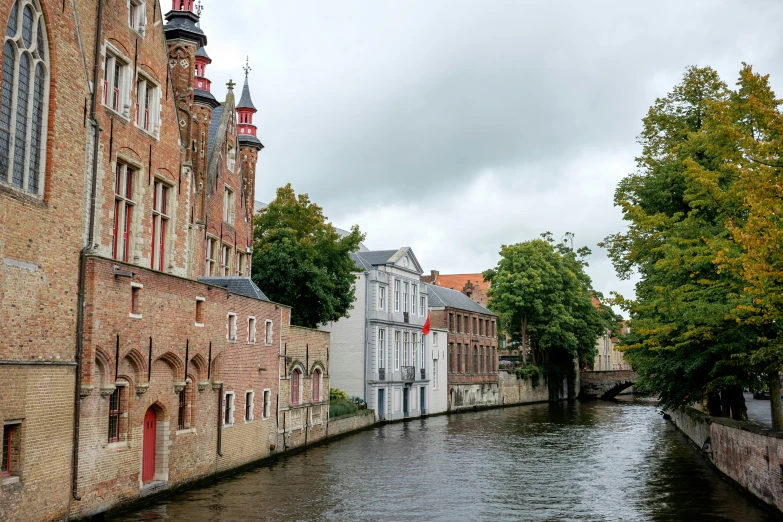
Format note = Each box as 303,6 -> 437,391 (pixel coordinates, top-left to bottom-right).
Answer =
243,56 -> 251,78
195,0 -> 204,17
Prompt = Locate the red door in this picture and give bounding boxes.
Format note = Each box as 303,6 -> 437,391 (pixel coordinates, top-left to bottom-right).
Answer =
142,408 -> 156,483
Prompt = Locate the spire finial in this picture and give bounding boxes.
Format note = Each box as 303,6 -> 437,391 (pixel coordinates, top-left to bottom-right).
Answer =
243,56 -> 252,79
195,0 -> 203,16
227,79 -> 236,91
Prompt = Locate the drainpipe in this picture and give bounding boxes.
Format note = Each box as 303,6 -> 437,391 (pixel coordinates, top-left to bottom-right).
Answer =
72,0 -> 105,502
363,271 -> 369,403
217,383 -> 223,457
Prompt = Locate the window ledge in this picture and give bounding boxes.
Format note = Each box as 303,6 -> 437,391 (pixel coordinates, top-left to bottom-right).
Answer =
264,342 -> 273,347
104,105 -> 130,122
2,476 -> 19,486
244,419 -> 253,424
106,441 -> 128,450
135,125 -> 159,141
129,313 -> 142,319
223,423 -> 234,428
227,339 -> 236,343
195,322 -> 204,328
176,428 -> 196,436
248,340 -> 256,345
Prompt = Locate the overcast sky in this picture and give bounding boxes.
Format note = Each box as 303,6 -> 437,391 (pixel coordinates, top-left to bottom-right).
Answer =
198,0 -> 783,307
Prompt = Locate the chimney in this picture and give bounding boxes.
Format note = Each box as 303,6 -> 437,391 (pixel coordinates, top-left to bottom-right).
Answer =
430,270 -> 439,283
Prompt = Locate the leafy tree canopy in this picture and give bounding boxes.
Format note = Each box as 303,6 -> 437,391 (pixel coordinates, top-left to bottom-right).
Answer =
252,184 -> 365,328
483,233 -> 610,374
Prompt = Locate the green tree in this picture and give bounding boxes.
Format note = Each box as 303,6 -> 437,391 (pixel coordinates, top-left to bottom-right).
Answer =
686,65 -> 783,428
252,184 -> 365,328
601,66 -> 756,419
483,233 -> 609,396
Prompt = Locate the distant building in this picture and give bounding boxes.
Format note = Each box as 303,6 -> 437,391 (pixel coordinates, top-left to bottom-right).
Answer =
590,297 -> 630,371
322,248 -> 430,420
426,284 -> 499,411
421,270 -> 491,308
428,327 -> 449,415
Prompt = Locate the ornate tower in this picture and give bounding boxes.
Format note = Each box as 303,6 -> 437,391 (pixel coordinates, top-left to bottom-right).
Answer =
164,0 -> 207,168
236,58 -> 264,220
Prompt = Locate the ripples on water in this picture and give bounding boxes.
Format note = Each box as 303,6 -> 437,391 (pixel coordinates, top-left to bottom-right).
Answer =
114,399 -> 776,522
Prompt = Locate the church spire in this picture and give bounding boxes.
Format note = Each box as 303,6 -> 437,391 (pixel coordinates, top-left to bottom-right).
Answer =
236,58 -> 263,151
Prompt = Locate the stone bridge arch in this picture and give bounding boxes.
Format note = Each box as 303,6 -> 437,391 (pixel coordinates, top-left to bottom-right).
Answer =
579,370 -> 637,400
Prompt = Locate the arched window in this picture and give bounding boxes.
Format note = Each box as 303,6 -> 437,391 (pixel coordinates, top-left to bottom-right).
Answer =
0,0 -> 48,195
312,368 -> 321,403
291,368 -> 301,405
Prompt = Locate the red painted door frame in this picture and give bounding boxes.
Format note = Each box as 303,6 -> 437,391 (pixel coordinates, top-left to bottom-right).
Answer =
142,408 -> 156,483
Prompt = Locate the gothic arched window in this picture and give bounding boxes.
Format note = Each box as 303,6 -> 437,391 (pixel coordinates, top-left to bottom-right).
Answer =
0,0 -> 48,196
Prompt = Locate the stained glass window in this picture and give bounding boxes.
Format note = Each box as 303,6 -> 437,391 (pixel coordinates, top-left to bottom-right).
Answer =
0,0 -> 48,195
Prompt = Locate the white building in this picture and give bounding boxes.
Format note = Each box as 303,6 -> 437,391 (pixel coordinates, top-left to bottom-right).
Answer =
322,247 -> 430,421
428,327 -> 449,415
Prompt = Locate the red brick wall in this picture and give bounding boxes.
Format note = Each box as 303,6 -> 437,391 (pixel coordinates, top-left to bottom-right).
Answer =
0,0 -> 91,519
75,256 -> 283,516
278,325 -> 330,450
430,308 -> 498,386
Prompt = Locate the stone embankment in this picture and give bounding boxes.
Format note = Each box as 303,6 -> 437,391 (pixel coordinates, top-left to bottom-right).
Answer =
668,407 -> 783,514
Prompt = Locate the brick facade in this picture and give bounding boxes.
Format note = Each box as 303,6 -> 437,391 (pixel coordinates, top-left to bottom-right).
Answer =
428,301 -> 499,411
0,1 -> 325,520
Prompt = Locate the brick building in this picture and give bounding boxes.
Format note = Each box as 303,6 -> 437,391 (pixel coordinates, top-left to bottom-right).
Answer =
0,1 -> 326,519
421,270 -> 491,308
426,284 -> 499,411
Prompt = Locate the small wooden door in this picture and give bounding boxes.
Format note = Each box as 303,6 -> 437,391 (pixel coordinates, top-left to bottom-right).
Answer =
142,408 -> 156,483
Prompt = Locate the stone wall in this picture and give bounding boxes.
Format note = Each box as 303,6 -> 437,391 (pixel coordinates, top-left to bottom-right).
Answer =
668,408 -> 783,514
326,410 -> 377,439
498,370 -> 550,405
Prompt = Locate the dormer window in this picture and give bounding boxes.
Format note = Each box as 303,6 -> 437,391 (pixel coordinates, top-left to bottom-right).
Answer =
129,0 -> 146,35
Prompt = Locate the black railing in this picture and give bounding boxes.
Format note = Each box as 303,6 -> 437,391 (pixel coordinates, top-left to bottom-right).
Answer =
420,368 -> 426,380
401,366 -> 415,381
378,368 -> 386,381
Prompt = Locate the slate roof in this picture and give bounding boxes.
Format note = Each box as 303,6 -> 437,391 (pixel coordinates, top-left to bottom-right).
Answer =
194,88 -> 219,109
164,10 -> 206,47
238,133 -> 263,149
254,200 -> 267,213
208,104 -> 223,158
195,46 -> 211,61
198,276 -> 269,302
350,250 -> 400,270
237,77 -> 257,111
426,283 -> 496,316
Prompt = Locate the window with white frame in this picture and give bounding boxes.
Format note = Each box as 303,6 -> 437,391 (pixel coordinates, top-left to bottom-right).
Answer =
103,46 -> 130,117
432,363 -> 437,390
420,335 -> 425,368
195,296 -> 205,326
312,368 -> 322,403
377,328 -> 386,370
150,178 -> 169,271
403,332 -> 410,366
135,73 -> 159,135
412,332 -> 417,369
248,316 -> 256,343
227,313 -> 237,341
378,285 -> 385,311
236,251 -> 246,276
394,330 -> 400,370
394,280 -> 400,312
223,186 -> 235,223
221,244 -> 231,276
403,282 -> 409,313
291,368 -> 302,405
433,332 -> 439,347
112,162 -> 136,263
420,295 -> 426,316
205,236 -> 217,276
265,320 -> 273,345
128,0 -> 146,34
244,391 -> 254,422
262,389 -> 271,419
0,0 -> 50,196
223,392 -> 234,426
411,284 -> 417,315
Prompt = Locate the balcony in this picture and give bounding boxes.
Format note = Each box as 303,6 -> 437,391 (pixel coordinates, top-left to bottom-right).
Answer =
420,368 -> 426,380
378,368 -> 386,381
401,366 -> 415,381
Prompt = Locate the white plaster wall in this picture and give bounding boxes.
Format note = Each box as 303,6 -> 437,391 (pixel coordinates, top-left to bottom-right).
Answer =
320,274 -> 367,399
428,328 -> 448,414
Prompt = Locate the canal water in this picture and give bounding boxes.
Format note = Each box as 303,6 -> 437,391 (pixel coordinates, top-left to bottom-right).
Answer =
114,398 -> 777,522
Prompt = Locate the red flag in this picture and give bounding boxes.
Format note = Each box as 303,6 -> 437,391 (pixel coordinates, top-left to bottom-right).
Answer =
421,311 -> 431,336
